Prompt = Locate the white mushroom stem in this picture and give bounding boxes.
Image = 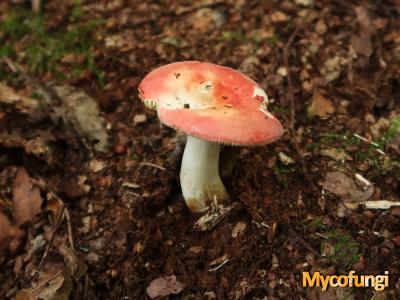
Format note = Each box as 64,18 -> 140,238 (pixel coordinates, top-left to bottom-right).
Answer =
180,136 -> 229,213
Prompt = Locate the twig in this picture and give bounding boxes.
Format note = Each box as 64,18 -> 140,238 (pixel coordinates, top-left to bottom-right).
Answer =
39,205 -> 65,269
32,269 -> 63,291
315,232 -> 328,239
2,56 -> 62,108
282,15 -> 309,169
97,46 -> 137,70
31,0 -> 41,13
139,162 -> 166,171
353,133 -> 386,155
2,56 -> 93,153
209,259 -> 229,272
167,132 -> 187,172
32,178 -> 76,262
64,207 -> 75,251
175,1 -> 228,16
372,211 -> 388,231
83,274 -> 89,300
281,12 -> 325,197
288,228 -> 321,258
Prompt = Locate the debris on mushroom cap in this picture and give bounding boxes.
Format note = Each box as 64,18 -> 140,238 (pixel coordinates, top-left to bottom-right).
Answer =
139,61 -> 283,145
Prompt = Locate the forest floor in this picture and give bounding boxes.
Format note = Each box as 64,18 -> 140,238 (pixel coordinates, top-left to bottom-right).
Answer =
0,0 -> 399,299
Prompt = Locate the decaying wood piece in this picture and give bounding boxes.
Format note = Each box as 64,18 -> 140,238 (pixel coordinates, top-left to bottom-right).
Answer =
193,199 -> 241,231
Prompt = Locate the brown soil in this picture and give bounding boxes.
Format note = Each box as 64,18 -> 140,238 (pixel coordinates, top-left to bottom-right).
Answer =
0,0 -> 399,299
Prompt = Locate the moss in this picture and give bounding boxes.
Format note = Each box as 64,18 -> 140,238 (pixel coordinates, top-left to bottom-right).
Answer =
0,6 -> 105,85
322,230 -> 362,270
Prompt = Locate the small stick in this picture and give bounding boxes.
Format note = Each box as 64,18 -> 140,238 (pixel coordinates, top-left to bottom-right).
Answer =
32,178 -> 76,265
209,259 -> 229,272
139,162 -> 166,171
315,232 -> 328,239
31,0 -> 41,12
2,56 -> 62,108
39,206 -> 65,269
353,133 -> 386,155
83,274 -> 89,300
2,56 -> 94,153
288,228 -> 321,258
64,207 -> 75,251
32,269 -> 63,291
283,20 -> 306,168
167,133 -> 186,172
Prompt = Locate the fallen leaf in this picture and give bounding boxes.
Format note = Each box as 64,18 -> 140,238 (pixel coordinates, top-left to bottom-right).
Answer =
0,213 -> 21,255
146,275 -> 184,299
0,133 -> 54,164
350,35 -> 373,57
351,6 -> 374,61
308,91 -> 335,118
88,159 -> 107,172
12,168 -> 42,226
193,202 -> 239,231
60,176 -> 90,199
294,0 -> 312,6
209,254 -> 228,267
370,292 -> 388,300
270,11 -> 289,23
354,6 -> 374,36
188,8 -> 227,32
59,244 -> 86,280
187,246 -> 204,255
315,19 -> 327,35
15,267 -> 67,300
277,152 -> 295,165
319,148 -> 351,162
0,82 -> 41,117
61,53 -> 86,64
312,286 -> 354,300
53,85 -> 109,152
362,200 -> 400,210
232,221 -> 247,238
322,172 -> 374,203
0,213 -> 13,244
390,207 -> 400,216
392,235 -> 400,247
133,114 -> 147,125
320,56 -> 342,82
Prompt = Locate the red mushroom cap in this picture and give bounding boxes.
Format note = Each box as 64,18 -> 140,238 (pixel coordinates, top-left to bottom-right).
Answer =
138,61 -> 283,145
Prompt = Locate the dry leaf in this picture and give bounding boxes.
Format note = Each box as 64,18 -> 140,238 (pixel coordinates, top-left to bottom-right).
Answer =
351,35 -> 373,57
59,244 -> 86,280
354,6 -> 374,36
12,168 -> 42,226
352,6 -> 374,60
188,8 -> 227,32
0,133 -> 54,164
308,91 -> 335,118
232,221 -> 247,238
0,213 -> 14,244
0,213 -> 20,255
322,172 -> 374,203
15,267 -> 67,300
393,235 -> 400,247
209,254 -> 228,266
146,275 -> 184,299
319,148 -> 351,162
0,82 -> 40,110
53,85 -> 109,152
270,11 -> 289,23
193,203 -> 238,231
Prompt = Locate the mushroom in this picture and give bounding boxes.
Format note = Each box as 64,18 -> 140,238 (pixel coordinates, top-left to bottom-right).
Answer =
138,61 -> 283,213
